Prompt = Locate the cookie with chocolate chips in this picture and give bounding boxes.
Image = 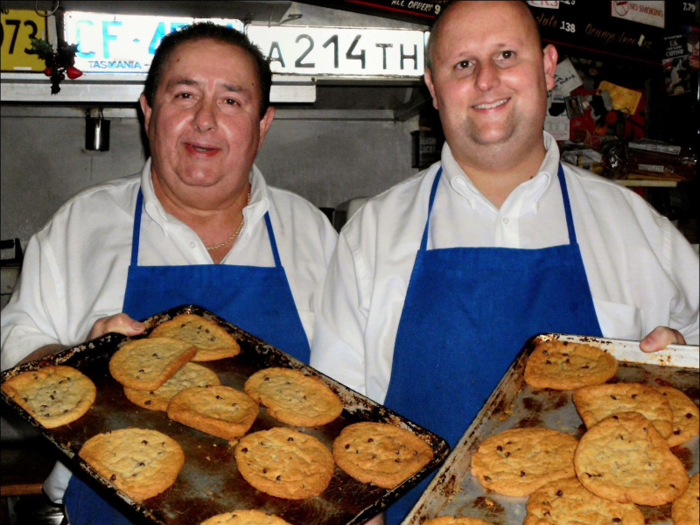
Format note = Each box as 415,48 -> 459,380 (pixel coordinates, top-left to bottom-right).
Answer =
109,337 -> 197,391
524,340 -> 618,390
653,386 -> 699,447
332,422 -> 434,489
244,367 -> 343,427
1,365 -> 96,429
235,427 -> 334,499
573,382 -> 674,438
470,427 -> 578,496
167,385 -> 259,440
150,313 -> 241,362
199,509 -> 292,525
672,472 -> 699,525
78,428 -> 184,502
124,362 -> 220,411
574,412 -> 689,506
524,476 -> 644,525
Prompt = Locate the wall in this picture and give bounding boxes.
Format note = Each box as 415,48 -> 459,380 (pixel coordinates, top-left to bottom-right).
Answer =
0,107 -> 419,246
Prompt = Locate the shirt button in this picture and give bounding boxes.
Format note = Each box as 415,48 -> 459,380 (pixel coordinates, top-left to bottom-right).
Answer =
190,242 -> 196,249
502,217 -> 510,225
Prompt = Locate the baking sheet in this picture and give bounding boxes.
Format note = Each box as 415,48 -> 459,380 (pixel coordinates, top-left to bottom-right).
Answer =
404,333 -> 700,525
0,304 -> 450,525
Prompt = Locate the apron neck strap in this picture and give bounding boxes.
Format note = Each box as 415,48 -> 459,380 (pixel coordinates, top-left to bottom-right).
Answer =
131,188 -> 283,268
130,189 -> 145,266
420,167 -> 443,251
420,163 -> 577,252
264,212 -> 283,268
557,163 -> 578,246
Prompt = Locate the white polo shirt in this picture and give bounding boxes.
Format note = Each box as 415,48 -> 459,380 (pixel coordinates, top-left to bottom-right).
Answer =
1,159 -> 338,371
310,132 -> 699,405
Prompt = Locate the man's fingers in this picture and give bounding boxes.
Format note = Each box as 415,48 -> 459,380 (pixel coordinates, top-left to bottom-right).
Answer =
89,313 -> 145,340
640,326 -> 686,353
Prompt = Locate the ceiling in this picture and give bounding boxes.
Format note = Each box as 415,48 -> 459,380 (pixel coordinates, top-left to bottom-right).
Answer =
1,1 -> 293,23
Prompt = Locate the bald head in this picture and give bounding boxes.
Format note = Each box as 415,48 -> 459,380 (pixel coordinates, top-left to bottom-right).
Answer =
427,1 -> 542,70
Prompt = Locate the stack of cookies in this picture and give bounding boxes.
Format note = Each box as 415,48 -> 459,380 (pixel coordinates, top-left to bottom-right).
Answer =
436,339 -> 699,525
82,314 -> 247,503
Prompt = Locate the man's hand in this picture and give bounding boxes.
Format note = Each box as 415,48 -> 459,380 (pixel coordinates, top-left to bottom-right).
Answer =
364,515 -> 384,525
89,313 -> 146,340
16,314 -> 145,366
640,326 -> 686,353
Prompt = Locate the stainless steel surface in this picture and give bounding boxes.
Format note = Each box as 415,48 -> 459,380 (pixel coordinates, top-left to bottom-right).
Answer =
404,333 -> 700,525
0,304 -> 450,525
0,73 -> 317,104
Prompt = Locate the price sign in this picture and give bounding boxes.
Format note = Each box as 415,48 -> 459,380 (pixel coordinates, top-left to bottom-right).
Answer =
1,10 -> 48,71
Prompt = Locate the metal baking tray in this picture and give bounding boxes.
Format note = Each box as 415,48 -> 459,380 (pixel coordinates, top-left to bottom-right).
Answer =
404,333 -> 699,525
0,304 -> 450,525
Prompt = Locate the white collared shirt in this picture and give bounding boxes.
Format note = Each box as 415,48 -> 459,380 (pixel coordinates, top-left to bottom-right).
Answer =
1,160 -> 338,371
310,132 -> 699,405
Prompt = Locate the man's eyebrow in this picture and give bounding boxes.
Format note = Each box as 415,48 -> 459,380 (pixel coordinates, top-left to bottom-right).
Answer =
164,78 -> 248,94
222,83 -> 245,93
166,78 -> 199,89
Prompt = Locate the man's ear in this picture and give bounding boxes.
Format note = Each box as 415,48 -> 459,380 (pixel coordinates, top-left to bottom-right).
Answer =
542,44 -> 559,92
424,67 -> 439,110
139,93 -> 152,133
257,106 -> 276,150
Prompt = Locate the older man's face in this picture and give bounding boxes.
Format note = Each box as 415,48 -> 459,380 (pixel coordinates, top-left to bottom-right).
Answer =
141,39 -> 273,208
425,1 -> 556,162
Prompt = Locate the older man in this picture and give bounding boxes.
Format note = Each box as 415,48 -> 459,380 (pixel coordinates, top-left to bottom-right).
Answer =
1,23 -> 336,524
311,2 -> 699,523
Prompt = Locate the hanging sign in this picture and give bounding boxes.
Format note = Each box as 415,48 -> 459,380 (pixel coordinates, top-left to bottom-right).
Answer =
610,1 -> 665,29
0,9 -> 48,71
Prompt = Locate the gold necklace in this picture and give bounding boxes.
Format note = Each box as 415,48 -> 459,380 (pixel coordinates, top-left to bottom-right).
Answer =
205,192 -> 251,251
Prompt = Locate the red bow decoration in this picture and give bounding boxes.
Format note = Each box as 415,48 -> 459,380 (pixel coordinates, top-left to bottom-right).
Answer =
29,38 -> 82,94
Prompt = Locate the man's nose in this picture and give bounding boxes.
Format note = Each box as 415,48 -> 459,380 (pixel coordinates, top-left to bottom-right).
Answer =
193,98 -> 217,131
475,61 -> 500,92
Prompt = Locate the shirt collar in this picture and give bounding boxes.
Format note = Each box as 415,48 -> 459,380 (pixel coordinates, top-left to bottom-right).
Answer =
441,131 -> 562,213
140,159 -> 270,236
243,164 -> 271,237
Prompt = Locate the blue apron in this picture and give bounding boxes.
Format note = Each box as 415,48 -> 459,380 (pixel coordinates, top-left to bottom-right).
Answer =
64,188 -> 310,524
383,165 -> 603,524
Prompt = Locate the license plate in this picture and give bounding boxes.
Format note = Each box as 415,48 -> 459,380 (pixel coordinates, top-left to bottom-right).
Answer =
63,12 -> 244,74
246,25 -> 425,77
1,9 -> 48,72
